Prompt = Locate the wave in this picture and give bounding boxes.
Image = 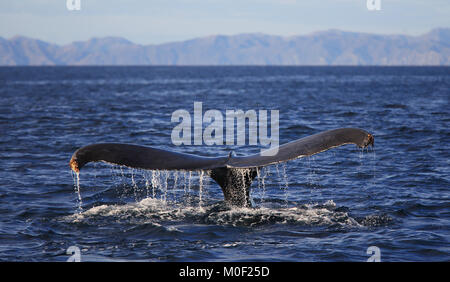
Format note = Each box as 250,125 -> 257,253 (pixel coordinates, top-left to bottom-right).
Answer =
63,198 -> 392,228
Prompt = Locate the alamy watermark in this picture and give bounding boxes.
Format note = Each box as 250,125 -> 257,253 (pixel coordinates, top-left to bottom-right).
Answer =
366,246 -> 381,262
366,0 -> 381,11
66,246 -> 81,262
171,102 -> 279,156
66,0 -> 81,11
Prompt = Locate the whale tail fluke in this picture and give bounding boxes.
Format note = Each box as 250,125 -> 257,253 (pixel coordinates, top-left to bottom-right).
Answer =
69,128 -> 374,207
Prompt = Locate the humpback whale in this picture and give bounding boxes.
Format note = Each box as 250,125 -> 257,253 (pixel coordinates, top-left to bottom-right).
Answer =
69,128 -> 374,207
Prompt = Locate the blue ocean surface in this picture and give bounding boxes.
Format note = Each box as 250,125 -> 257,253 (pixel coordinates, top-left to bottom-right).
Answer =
0,66 -> 448,261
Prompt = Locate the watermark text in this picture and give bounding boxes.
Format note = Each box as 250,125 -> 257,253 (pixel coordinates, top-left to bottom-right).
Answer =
171,102 -> 279,156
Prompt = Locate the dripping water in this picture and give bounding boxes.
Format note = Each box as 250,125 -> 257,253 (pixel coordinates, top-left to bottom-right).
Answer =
306,155 -> 319,188
151,170 -> 160,198
198,170 -> 205,210
172,170 -> 179,202
71,170 -> 83,214
161,170 -> 169,203
186,171 -> 193,206
256,167 -> 262,204
182,171 -> 188,202
232,168 -> 253,206
116,166 -> 128,201
143,170 -> 151,198
281,163 -> 289,207
274,164 -> 289,208
240,169 -> 247,205
130,168 -> 138,202
257,166 -> 270,205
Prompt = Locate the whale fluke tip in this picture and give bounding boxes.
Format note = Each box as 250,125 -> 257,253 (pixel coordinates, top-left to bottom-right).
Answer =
70,157 -> 79,173
366,133 -> 374,148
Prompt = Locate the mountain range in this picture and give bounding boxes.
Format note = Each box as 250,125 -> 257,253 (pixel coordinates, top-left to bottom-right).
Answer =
1,28 -> 449,65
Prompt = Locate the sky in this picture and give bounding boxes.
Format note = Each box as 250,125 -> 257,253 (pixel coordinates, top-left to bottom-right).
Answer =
0,0 -> 449,45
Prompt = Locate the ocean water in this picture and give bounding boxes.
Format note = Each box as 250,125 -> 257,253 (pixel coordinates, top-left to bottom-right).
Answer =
0,66 -> 448,262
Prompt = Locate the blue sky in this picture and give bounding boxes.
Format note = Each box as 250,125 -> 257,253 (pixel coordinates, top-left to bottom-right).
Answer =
0,0 -> 449,45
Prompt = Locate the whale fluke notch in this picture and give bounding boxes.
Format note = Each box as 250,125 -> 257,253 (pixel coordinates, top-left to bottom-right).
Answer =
69,128 -> 374,207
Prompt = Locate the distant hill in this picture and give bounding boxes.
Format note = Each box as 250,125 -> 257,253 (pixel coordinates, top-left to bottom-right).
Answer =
1,28 -> 449,65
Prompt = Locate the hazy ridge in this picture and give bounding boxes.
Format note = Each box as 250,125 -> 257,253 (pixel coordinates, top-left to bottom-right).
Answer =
1,28 -> 449,65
